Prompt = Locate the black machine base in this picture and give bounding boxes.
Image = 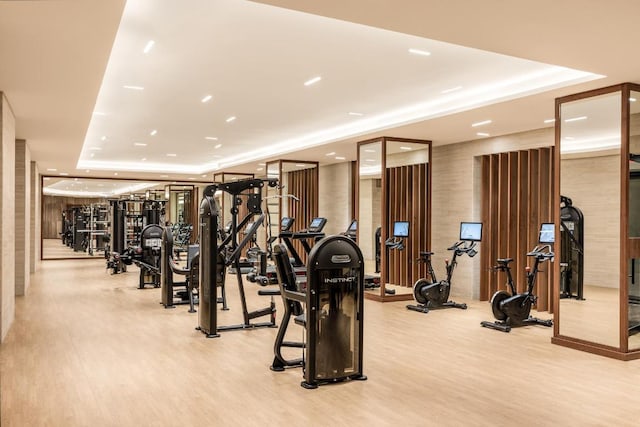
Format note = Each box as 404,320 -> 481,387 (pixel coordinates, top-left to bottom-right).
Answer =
217,321 -> 277,332
480,316 -> 553,333
406,301 -> 467,313
195,326 -> 221,338
301,374 -> 367,390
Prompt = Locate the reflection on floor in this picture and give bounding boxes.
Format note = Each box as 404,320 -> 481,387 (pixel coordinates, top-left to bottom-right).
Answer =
559,285 -> 620,348
43,238 -> 105,259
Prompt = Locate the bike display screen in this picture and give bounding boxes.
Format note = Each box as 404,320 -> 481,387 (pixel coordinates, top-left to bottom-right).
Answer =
393,221 -> 409,238
459,222 -> 482,242
539,223 -> 555,243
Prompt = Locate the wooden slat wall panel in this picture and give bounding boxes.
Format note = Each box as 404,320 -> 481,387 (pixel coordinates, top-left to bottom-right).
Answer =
479,147 -> 555,312
384,163 -> 428,287
42,196 -> 108,239
287,167 -> 319,264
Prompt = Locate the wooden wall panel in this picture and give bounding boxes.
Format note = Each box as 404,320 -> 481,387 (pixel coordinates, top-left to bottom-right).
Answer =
384,163 -> 428,287
480,147 -> 555,312
287,167 -> 319,264
42,196 -> 108,239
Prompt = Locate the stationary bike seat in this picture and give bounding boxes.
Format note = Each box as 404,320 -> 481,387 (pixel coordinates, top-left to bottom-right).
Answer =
496,258 -> 513,265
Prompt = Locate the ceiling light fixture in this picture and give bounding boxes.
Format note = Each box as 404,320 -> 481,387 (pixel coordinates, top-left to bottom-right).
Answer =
441,86 -> 463,94
472,119 -> 492,127
101,136 -> 107,141
335,156 -> 346,160
226,116 -> 236,123
205,136 -> 218,141
564,136 -> 575,140
123,85 -> 144,90
631,97 -> 637,102
143,40 -> 155,54
304,76 -> 322,86
257,167 -> 264,171
166,153 -> 177,157
400,146 -> 412,150
476,132 -> 490,137
92,111 -> 106,116
258,163 -> 266,166
564,116 -> 587,123
408,48 -> 431,56
160,175 -> 169,178
141,158 -> 147,161
150,129 -> 157,136
325,152 -> 336,156
348,112 -> 364,116
214,144 -> 222,149
201,95 -> 212,103
114,173 -> 118,176
544,119 -> 556,124
46,168 -> 57,172
295,164 -> 306,167
89,147 -> 102,151
59,172 -> 69,176
134,142 -> 147,147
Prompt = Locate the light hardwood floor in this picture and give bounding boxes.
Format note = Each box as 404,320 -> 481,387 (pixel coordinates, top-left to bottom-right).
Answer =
3,258 -> 640,426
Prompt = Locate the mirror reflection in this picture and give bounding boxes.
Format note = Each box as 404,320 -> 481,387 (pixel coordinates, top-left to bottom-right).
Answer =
559,91 -> 621,348
628,90 -> 640,349
42,177 -> 206,260
358,141 -> 382,284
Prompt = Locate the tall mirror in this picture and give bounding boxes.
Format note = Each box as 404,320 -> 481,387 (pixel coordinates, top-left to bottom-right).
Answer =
41,177 -> 207,260
357,141 -> 382,285
558,91 -> 621,348
628,90 -> 640,350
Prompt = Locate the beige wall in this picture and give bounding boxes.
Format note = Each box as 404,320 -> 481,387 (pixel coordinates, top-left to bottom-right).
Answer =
318,162 -> 352,235
15,139 -> 30,296
1,93 -> 16,341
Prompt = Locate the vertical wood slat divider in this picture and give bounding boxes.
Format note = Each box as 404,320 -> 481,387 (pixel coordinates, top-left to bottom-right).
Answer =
287,166 -> 319,265
479,147 -> 554,312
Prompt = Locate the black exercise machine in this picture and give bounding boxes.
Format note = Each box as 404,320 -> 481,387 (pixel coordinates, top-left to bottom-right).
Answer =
270,235 -> 367,389
133,224 -> 163,289
278,216 -> 327,267
560,196 -> 584,300
246,216 -> 296,285
160,227 -> 207,312
197,178 -> 280,337
407,222 -> 482,314
481,223 -> 554,333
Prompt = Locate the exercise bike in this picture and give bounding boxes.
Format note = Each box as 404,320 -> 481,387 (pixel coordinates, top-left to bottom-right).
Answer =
406,242 -> 477,313
480,243 -> 554,333
407,221 -> 482,313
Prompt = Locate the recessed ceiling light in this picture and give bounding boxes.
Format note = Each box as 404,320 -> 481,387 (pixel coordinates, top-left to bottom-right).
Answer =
143,40 -> 155,54
90,153 -> 95,158
188,177 -> 196,180
564,116 -> 587,123
160,175 -> 169,178
304,76 -> 322,86
630,97 -> 637,102
335,156 -> 346,160
101,136 -> 107,141
46,168 -> 57,172
114,173 -> 118,176
326,152 -> 336,156
544,119 -> 556,124
258,163 -> 266,166
201,174 -> 207,178
214,144 -> 222,149
150,129 -> 157,136
201,95 -> 212,103
476,132 -> 490,137
408,48 -> 431,56
134,142 -> 147,146
441,86 -> 463,94
364,149 -> 376,153
85,170 -> 90,173
43,177 -> 51,180
205,136 -> 218,141
89,147 -> 102,151
257,167 -> 264,171
349,112 -> 364,116
400,146 -> 412,150
166,153 -> 177,157
123,85 -> 144,90
472,120 -> 492,127
59,172 -> 69,176
141,158 -> 147,161
226,116 -> 236,123
295,164 -> 306,167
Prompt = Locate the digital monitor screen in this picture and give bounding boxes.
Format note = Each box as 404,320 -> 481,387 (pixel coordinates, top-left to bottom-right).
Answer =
539,223 -> 555,243
280,217 -> 294,231
348,220 -> 357,231
393,221 -> 410,238
310,218 -> 323,228
460,222 -> 483,242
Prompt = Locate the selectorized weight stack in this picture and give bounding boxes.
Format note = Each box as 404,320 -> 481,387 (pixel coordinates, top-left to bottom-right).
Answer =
302,235 -> 367,389
560,196 -> 584,300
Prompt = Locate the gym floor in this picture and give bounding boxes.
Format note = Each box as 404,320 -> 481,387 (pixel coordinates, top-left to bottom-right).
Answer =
2,259 -> 640,426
